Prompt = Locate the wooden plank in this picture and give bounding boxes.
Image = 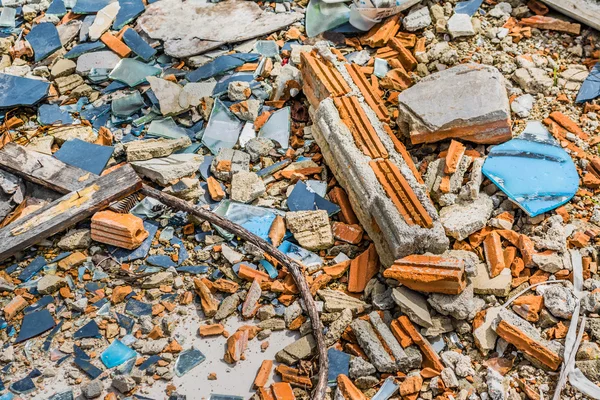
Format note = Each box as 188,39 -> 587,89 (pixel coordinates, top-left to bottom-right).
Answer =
540,0 -> 600,31
0,165 -> 141,262
0,143 -> 98,194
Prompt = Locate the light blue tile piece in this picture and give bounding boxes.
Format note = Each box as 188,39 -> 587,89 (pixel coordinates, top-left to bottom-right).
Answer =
100,339 -> 137,368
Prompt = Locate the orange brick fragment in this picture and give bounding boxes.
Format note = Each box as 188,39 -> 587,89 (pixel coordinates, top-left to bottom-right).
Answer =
527,0 -> 548,15
483,231 -> 506,278
238,264 -> 270,282
100,32 -> 131,57
269,215 -> 286,247
348,243 -> 379,293
3,295 -> 28,320
400,375 -> 423,396
388,37 -> 418,71
323,259 -> 351,278
207,176 -> 225,201
345,63 -> 389,123
212,278 -> 239,293
91,210 -> 148,250
444,140 -> 466,174
332,222 -> 364,245
361,14 -> 400,48
520,15 -> 581,35
193,278 -> 219,317
549,111 -> 588,141
337,374 -> 367,400
254,360 -> 273,388
570,231 -> 590,248
397,316 -> 444,371
271,382 -> 295,400
512,295 -> 543,322
390,319 -> 414,348
300,51 -> 350,109
383,254 -> 466,295
328,187 -> 359,225
258,387 -> 276,400
199,324 -> 225,337
224,329 -> 249,363
58,251 -> 87,270
370,159 -> 433,228
111,285 -> 132,303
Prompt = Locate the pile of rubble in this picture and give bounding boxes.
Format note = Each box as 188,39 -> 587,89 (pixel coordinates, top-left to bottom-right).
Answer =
0,0 -> 600,399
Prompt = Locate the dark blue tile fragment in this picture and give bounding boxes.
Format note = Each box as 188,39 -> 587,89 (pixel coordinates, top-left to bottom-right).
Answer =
18,256 -> 46,282
146,254 -> 176,268
46,0 -> 67,16
72,0 -> 112,14
116,312 -> 135,334
24,295 -> 53,314
0,74 -> 49,108
187,54 -> 260,82
125,298 -> 152,318
64,41 -> 106,59
43,320 -> 63,351
15,309 -> 56,343
26,23 -> 62,62
74,345 -> 91,360
54,139 -> 114,175
38,104 -> 73,125
287,181 -> 340,215
113,0 -> 145,30
73,357 -> 103,379
122,28 -> 156,62
576,62 -> 600,103
73,320 -> 101,339
139,355 -> 161,371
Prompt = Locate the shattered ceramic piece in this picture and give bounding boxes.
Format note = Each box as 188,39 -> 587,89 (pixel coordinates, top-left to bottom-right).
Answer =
174,347 -> 206,376
109,58 -> 161,87
259,107 -> 290,149
100,339 -> 137,368
0,74 -> 50,109
576,62 -> 600,103
202,99 -> 244,154
26,23 -> 62,62
53,139 -> 114,175
482,121 -> 579,216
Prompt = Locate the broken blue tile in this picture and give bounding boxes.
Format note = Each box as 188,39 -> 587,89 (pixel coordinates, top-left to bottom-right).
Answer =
53,139 -> 114,175
146,254 -> 176,268
454,0 -> 483,15
327,348 -> 350,387
170,237 -> 189,265
85,282 -> 106,292
51,252 -> 71,264
482,121 -> 579,217
109,58 -> 161,87
199,156 -> 214,180
116,312 -> 135,334
256,158 -> 292,177
215,201 -> 278,241
202,99 -> 243,154
138,354 -> 161,371
174,347 -> 206,377
103,80 -> 129,94
122,27 -> 156,61
175,265 -> 209,275
0,74 -> 50,108
0,377 -> 4,392
287,180 -> 340,215
210,396 -> 243,400
212,72 -> 254,96
26,23 -> 62,62
73,357 -> 103,379
46,0 -> 67,16
47,389 -> 74,400
74,320 -> 101,339
9,375 -> 35,394
576,62 -> 600,103
5,263 -> 18,274
259,259 -> 278,279
42,321 -> 62,351
73,345 -> 91,360
18,256 -> 46,282
111,91 -> 145,117
24,295 -> 53,314
101,339 -> 137,368
113,0 -> 145,30
111,220 -> 159,262
93,298 -> 109,310
15,309 -> 56,344
64,41 -> 106,59
279,240 -> 322,269
72,0 -> 112,14
125,298 -> 153,318
187,54 -> 259,82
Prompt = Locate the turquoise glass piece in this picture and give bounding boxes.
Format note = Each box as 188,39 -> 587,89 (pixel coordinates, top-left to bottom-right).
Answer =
113,0 -> 145,30
214,200 -> 278,241
100,339 -> 137,368
306,0 -> 349,37
279,240 -> 322,268
73,0 -> 112,14
372,376 -> 399,400
576,62 -> 600,103
0,74 -> 49,108
38,104 -> 73,125
373,58 -> 390,78
328,348 -> 350,386
202,99 -> 243,154
64,41 -> 106,59
147,117 -> 188,139
174,347 -> 206,377
0,7 -> 16,28
455,0 -> 484,15
122,28 -> 156,61
111,92 -> 145,117
46,0 -> 67,16
109,58 -> 161,87
254,40 -> 279,57
259,106 -> 290,149
482,121 -> 579,217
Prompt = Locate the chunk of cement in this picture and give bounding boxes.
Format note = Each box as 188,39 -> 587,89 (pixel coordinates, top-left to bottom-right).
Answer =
318,289 -> 369,315
349,356 -> 376,378
447,13 -> 475,38
147,76 -> 185,116
285,210 -> 334,250
472,263 -> 511,297
542,285 -> 577,319
392,286 -> 433,328
473,306 -> 501,355
137,0 -> 302,58
369,311 -> 410,371
439,193 -> 494,241
351,319 -> 397,373
397,63 -> 511,144
428,285 -> 485,321
275,334 -> 316,365
131,154 -> 203,186
125,137 -> 191,161
231,171 -> 266,204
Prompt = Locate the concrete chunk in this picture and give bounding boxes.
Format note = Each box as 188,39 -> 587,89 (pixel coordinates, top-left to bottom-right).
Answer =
125,137 -> 191,161
351,319 -> 397,373
286,210 -> 334,251
392,286 -> 433,328
317,288 -> 369,315
131,154 -> 203,186
440,194 -> 494,241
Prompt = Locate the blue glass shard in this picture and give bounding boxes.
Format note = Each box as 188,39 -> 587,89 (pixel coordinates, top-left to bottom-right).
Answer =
279,240 -> 322,268
306,0 -> 349,37
174,347 -> 206,377
199,155 -> 214,180
0,7 -> 16,28
47,389 -> 74,400
73,357 -> 103,379
24,295 -> 53,314
138,354 -> 161,370
18,256 -> 46,282
26,23 -> 62,62
254,40 -> 279,57
74,320 -> 101,339
187,54 -> 260,82
146,254 -> 176,268
53,139 -> 113,175
576,62 -> 600,103
215,201 -> 278,241
288,181 -> 340,215
259,107 -> 290,148
64,41 -> 106,59
73,345 -> 90,360
202,99 -> 243,154
111,220 -> 159,262
115,356 -> 136,375
256,158 -> 292,177
113,0 -> 145,30
109,58 -> 161,87
175,265 -> 209,274
103,80 -> 129,94
38,104 -> 73,125
212,72 -> 254,96
125,298 -> 153,318
259,259 -> 278,279
116,312 -> 135,333
327,348 -> 350,387
9,375 -> 35,394
111,91 -> 145,117
0,74 -> 49,108
454,0 -> 484,15
72,0 -> 112,14
122,28 -> 156,61
482,121 -> 579,217
100,339 -> 137,368
15,309 -> 56,343
46,0 -> 67,16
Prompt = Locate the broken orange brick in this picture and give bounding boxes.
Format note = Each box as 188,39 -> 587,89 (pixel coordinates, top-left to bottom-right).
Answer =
388,37 -> 418,71
212,278 -> 239,293
337,374 -> 367,400
397,316 -> 444,371
224,329 -> 249,364
3,295 -> 28,320
328,187 -> 359,225
193,278 -> 219,317
275,365 -> 313,388
300,51 -> 350,109
207,176 -> 225,201
271,382 -> 295,400
323,259 -> 351,278
237,263 -> 271,282
519,15 -> 581,35
383,254 -> 466,295
111,285 -> 132,304
254,360 -> 273,388
570,231 -> 591,248
268,215 -> 286,247
348,243 -> 379,293
199,323 -> 225,337
370,159 -> 433,228
258,387 -> 276,400
345,63 -> 389,123
334,96 -> 389,159
390,319 -> 414,348
332,222 -> 364,245
548,111 -> 588,141
400,375 -> 423,396
100,31 -> 131,57
512,295 -> 543,322
483,231 -> 506,278
527,0 -> 548,14
361,14 -> 400,48
444,140 -> 466,174
91,210 -> 149,250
